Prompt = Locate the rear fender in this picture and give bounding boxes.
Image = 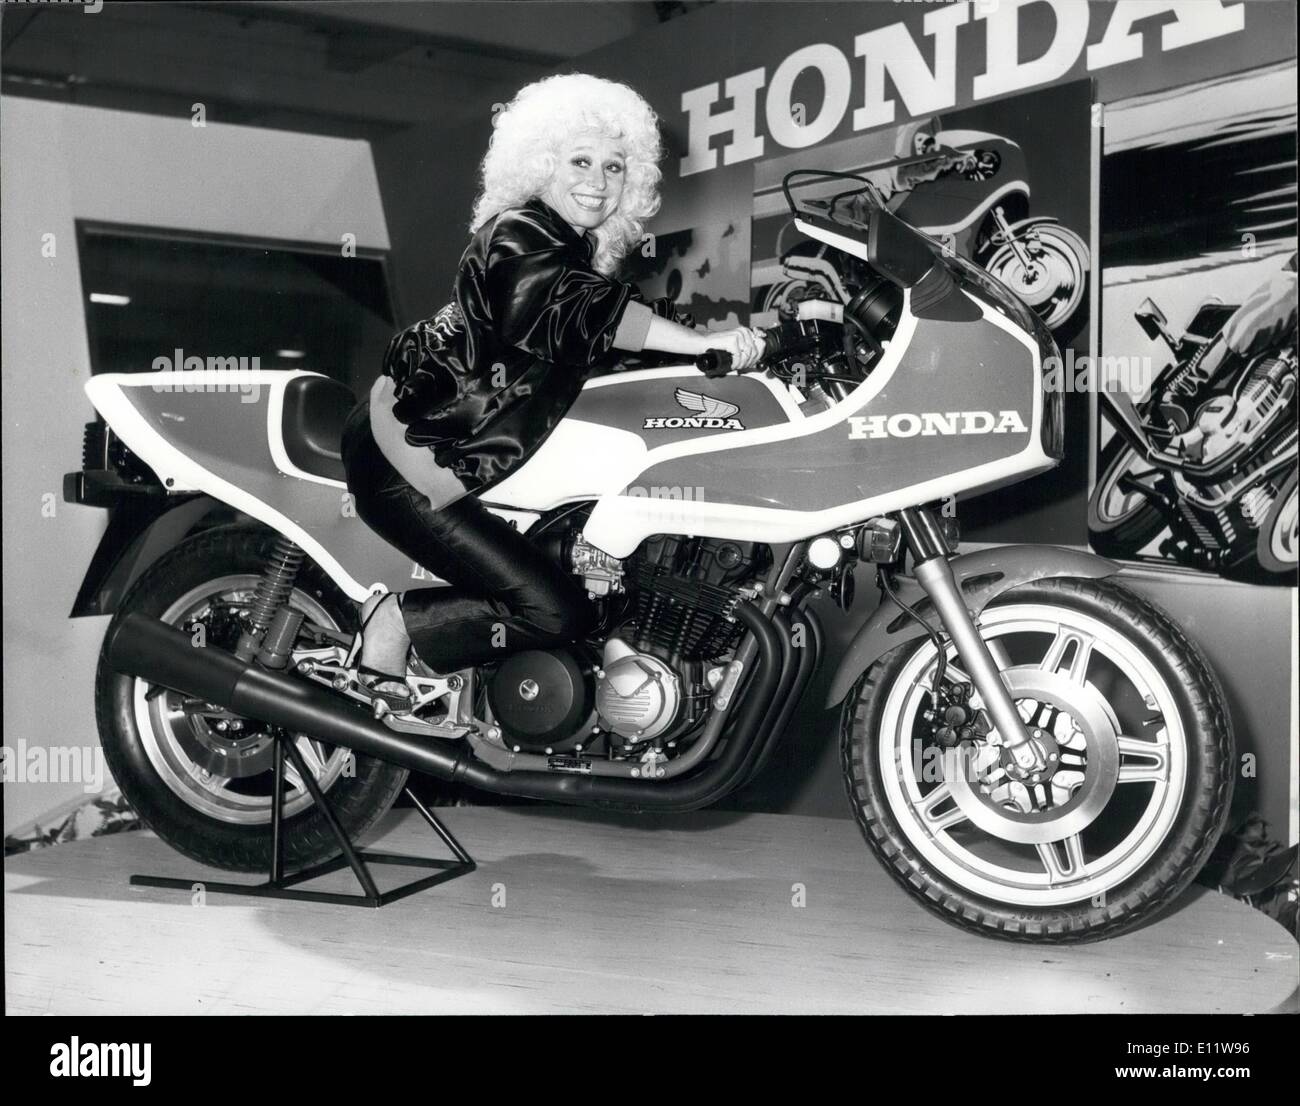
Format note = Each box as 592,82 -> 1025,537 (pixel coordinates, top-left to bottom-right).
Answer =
69,495 -> 237,617
825,544 -> 1119,706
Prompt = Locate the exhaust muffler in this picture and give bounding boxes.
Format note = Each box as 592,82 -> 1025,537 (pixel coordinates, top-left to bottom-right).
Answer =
108,612 -> 472,781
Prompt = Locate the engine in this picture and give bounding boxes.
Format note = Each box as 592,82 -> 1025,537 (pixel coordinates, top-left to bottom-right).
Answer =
592,535 -> 770,756
482,534 -> 770,761
1169,352 -> 1296,469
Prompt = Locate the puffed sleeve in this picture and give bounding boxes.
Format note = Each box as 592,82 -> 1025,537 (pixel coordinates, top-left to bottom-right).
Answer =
634,291 -> 696,330
482,214 -> 635,366
383,307 -> 460,425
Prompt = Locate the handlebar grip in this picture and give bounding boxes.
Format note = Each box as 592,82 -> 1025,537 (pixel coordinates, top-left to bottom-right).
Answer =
695,348 -> 733,376
760,328 -> 784,358
695,326 -> 799,376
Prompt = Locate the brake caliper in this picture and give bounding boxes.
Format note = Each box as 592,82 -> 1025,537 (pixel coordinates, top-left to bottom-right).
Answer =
924,681 -> 991,749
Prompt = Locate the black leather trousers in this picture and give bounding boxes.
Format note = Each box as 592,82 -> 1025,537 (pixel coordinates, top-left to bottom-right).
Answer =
340,400 -> 596,672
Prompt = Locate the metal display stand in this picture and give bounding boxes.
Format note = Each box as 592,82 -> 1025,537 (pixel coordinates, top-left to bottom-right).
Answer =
130,735 -> 475,908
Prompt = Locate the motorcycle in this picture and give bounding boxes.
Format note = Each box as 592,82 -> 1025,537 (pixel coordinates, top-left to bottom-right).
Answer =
69,172 -> 1231,942
1089,293 -> 1298,583
757,128 -> 1091,336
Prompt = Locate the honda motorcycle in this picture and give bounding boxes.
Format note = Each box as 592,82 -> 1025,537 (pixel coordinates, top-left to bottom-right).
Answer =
69,172 -> 1232,942
1089,294 -> 1298,583
756,129 -> 1091,335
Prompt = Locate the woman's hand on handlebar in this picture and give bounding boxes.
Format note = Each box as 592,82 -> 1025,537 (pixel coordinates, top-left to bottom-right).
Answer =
701,326 -> 765,373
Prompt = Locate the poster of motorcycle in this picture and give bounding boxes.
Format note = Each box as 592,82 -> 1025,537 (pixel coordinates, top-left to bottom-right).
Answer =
1092,59 -> 1298,585
751,79 -> 1095,544
751,87 -> 1091,343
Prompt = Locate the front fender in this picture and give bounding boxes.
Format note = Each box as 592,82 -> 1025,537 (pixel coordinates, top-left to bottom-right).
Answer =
825,544 -> 1119,706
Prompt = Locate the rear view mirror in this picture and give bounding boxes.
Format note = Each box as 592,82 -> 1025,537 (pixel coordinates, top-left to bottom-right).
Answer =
1134,298 -> 1177,348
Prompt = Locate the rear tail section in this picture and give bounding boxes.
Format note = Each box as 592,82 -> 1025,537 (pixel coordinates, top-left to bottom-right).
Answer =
84,370 -> 416,599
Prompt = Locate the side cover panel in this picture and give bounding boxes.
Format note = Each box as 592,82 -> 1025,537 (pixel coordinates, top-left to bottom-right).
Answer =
84,372 -> 532,600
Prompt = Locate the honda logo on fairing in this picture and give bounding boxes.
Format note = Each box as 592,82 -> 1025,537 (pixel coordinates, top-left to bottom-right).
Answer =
848,410 -> 1029,439
644,388 -> 746,431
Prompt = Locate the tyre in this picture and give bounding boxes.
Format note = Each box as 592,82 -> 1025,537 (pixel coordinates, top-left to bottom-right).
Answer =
981,220 -> 1089,335
1254,468 -> 1299,582
1088,436 -> 1168,558
95,524 -> 408,873
841,576 -> 1233,942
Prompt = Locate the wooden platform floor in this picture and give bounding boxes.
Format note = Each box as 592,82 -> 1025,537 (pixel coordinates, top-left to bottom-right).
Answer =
6,807 -> 1297,1014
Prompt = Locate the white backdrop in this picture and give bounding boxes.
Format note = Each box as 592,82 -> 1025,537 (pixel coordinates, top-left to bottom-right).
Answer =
0,97 -> 390,834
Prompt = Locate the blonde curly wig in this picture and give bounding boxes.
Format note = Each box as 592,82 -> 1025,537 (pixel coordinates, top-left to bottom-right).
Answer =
470,73 -> 663,276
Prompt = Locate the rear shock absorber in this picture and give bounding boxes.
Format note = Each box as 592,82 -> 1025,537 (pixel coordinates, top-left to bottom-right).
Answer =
235,536 -> 306,662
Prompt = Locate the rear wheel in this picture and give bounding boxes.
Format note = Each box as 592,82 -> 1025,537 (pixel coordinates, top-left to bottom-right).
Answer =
841,577 -> 1233,941
95,525 -> 408,872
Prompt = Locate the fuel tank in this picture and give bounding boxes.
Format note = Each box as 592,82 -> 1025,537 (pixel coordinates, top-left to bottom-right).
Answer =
481,366 -> 804,509
571,285 -> 1057,559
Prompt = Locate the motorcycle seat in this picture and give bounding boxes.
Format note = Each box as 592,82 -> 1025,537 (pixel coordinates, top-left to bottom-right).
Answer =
280,374 -> 356,483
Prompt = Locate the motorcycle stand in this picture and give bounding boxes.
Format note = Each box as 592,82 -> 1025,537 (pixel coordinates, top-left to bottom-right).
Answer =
129,733 -> 476,908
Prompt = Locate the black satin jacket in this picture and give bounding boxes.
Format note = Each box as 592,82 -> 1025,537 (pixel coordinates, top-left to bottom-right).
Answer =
382,197 -> 681,494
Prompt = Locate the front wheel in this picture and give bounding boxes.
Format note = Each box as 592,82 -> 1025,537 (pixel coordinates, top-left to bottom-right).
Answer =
841,576 -> 1233,941
981,220 -> 1089,334
1088,435 -> 1168,558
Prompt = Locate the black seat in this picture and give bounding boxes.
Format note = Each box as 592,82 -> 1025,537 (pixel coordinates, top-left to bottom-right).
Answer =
280,374 -> 356,482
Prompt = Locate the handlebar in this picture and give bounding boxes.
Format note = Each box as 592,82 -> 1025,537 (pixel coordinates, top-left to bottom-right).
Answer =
693,323 -> 825,378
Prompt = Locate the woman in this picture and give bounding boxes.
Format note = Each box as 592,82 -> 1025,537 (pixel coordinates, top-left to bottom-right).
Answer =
340,73 -> 764,708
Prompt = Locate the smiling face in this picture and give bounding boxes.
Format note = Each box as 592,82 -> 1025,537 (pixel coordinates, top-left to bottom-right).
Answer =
542,130 -> 627,234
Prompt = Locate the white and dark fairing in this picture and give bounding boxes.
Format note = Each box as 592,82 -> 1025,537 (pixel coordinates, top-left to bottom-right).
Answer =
84,217 -> 1056,597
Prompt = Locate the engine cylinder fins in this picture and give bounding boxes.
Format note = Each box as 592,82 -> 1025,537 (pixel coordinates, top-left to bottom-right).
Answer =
484,649 -> 593,753
1239,484 -> 1276,529
594,638 -> 682,743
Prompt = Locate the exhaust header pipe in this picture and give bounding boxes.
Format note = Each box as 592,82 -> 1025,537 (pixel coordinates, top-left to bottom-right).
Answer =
105,607 -> 787,813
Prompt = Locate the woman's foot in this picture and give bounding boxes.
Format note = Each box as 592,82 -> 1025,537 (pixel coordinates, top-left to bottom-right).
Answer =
356,592 -> 413,704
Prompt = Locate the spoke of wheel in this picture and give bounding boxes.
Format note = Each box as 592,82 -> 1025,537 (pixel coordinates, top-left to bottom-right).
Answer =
195,767 -> 232,795
293,735 -> 328,779
918,782 -> 968,833
1039,626 -> 1095,686
1116,734 -> 1170,784
283,760 -> 307,796
310,739 -> 332,774
944,659 -> 971,684
1036,834 -> 1087,885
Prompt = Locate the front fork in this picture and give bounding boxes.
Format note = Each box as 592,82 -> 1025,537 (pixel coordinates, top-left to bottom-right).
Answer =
990,204 -> 1035,272
897,508 -> 1044,773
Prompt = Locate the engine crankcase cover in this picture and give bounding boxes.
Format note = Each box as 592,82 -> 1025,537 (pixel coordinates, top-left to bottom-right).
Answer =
595,638 -> 682,741
486,649 -> 592,752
